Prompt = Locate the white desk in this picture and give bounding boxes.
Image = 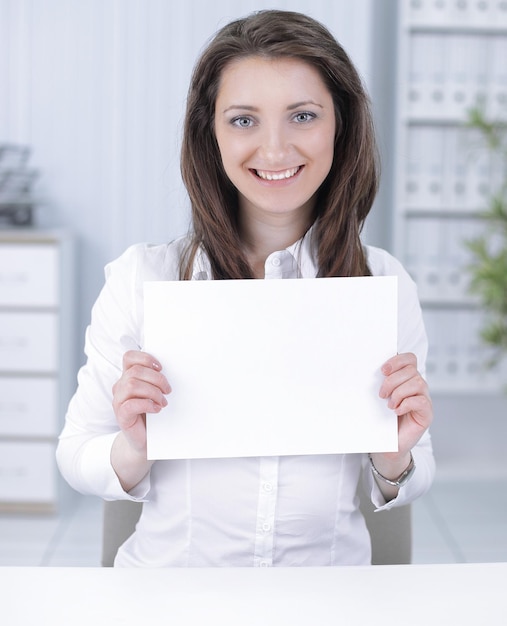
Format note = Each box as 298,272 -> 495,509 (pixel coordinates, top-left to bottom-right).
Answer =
3,563 -> 506,625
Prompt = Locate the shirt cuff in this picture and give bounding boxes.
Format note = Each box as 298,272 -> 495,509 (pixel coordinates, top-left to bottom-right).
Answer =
366,450 -> 433,511
79,431 -> 151,502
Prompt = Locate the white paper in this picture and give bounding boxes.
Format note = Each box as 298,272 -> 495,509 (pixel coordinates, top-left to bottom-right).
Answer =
144,276 -> 398,460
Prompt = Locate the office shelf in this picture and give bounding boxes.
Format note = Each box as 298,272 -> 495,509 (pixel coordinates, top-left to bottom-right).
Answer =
393,2 -> 507,392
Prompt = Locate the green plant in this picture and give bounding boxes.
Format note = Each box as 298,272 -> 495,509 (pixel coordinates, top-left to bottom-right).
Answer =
465,105 -> 507,367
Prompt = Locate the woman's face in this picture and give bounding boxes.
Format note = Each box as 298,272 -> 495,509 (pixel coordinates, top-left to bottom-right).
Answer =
214,56 -> 336,225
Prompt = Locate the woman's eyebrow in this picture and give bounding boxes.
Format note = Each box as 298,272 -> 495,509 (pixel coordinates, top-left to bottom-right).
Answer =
221,100 -> 324,114
287,100 -> 324,110
221,105 -> 258,114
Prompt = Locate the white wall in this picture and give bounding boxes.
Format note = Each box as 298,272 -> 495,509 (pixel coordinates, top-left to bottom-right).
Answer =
0,0 -> 376,355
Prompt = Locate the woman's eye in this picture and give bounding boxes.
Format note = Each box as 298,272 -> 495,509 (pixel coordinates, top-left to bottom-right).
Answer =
231,116 -> 254,128
294,111 -> 316,123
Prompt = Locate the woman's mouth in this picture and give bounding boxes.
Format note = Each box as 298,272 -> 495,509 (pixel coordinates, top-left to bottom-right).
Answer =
253,166 -> 302,181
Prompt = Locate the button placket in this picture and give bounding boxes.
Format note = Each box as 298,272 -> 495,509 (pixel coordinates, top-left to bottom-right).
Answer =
264,250 -> 297,279
253,456 -> 279,567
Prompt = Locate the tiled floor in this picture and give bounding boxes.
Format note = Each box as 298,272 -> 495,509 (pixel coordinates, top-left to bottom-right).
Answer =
1,478 -> 505,566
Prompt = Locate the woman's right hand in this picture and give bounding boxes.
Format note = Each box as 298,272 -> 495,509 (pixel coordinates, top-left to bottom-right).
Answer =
112,350 -> 171,456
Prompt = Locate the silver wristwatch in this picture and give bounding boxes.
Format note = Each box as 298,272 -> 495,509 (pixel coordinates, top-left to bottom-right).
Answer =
368,452 -> 416,487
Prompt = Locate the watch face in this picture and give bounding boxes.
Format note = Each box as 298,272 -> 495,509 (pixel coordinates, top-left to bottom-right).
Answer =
396,459 -> 416,486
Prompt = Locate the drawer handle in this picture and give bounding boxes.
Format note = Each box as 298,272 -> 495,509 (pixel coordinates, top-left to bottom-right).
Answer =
0,401 -> 27,414
0,338 -> 28,349
0,272 -> 29,285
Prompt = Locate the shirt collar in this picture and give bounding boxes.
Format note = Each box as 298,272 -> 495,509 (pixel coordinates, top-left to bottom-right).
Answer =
191,224 -> 319,280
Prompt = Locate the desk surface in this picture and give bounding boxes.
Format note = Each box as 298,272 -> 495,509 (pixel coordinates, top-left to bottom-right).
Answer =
3,563 -> 506,625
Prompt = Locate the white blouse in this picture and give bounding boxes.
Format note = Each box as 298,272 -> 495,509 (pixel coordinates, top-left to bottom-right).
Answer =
56,230 -> 435,567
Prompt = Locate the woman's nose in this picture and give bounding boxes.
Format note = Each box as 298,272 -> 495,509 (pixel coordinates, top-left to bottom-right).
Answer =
257,123 -> 290,163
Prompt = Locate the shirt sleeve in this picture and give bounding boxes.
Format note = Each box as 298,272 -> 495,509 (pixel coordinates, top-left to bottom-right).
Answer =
56,244 -> 151,501
363,429 -> 436,511
363,246 -> 436,510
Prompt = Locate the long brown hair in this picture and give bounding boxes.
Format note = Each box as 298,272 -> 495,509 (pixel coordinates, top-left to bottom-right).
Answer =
180,10 -> 379,279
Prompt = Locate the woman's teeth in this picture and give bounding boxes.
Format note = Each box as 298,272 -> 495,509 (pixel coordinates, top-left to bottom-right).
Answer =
255,166 -> 300,181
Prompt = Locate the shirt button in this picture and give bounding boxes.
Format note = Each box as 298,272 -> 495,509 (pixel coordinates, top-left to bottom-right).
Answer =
271,256 -> 281,267
262,522 -> 272,532
259,560 -> 271,567
262,482 -> 273,493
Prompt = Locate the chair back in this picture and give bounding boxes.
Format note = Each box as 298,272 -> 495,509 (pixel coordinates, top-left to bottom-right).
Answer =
357,480 -> 412,565
102,500 -> 142,567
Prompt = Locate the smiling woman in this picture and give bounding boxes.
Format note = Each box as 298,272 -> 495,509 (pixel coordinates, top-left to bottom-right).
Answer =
214,56 -> 336,271
56,9 -> 436,568
180,10 -> 379,282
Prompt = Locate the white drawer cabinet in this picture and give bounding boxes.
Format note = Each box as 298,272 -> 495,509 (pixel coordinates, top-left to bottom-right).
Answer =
0,312 -> 59,373
0,441 -> 57,504
0,378 -> 58,437
0,244 -> 59,307
0,231 -> 74,512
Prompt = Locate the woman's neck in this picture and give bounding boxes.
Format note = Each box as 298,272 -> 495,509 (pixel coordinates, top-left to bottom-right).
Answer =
239,210 -> 313,279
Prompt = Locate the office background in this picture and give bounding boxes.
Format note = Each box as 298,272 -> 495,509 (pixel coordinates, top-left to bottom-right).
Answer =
0,0 -> 506,563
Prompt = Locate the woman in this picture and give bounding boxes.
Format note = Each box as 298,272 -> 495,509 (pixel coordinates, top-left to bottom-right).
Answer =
57,9 -> 435,567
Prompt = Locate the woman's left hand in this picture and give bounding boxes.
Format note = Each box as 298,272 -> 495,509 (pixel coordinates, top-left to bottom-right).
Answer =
369,353 -> 433,498
379,352 -> 433,456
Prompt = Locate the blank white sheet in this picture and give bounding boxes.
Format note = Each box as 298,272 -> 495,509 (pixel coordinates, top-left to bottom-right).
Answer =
144,276 -> 398,460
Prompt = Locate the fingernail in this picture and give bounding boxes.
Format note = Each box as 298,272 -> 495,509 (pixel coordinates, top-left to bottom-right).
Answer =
382,363 -> 392,375
152,361 -> 161,371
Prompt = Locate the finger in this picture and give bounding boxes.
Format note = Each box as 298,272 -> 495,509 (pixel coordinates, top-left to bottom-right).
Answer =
379,363 -> 419,400
383,370 -> 427,406
381,352 -> 417,376
121,363 -> 171,395
379,353 -> 417,398
116,398 -> 164,429
122,350 -> 163,373
113,377 -> 169,412
394,394 -> 434,431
